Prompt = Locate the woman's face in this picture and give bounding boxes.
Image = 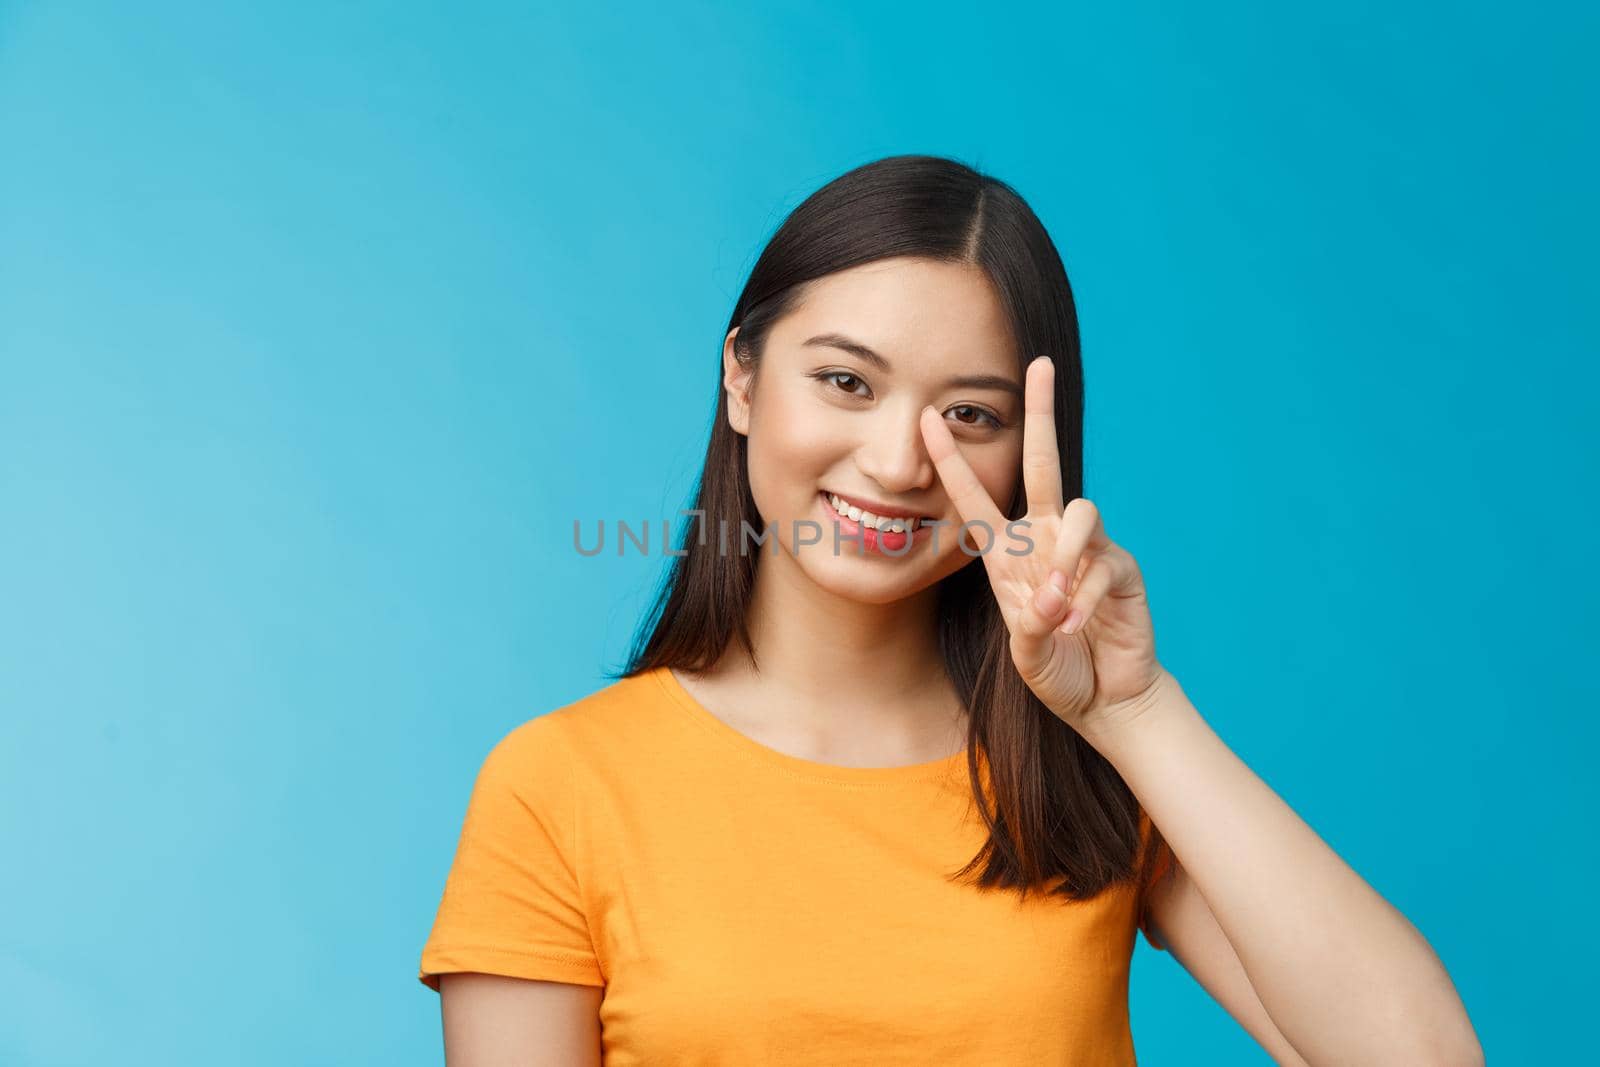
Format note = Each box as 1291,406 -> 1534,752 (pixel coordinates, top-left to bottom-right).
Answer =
723,255 -> 1027,605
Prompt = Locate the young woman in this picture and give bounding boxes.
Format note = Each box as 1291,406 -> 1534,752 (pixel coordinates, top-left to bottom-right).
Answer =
418,155 -> 1481,1065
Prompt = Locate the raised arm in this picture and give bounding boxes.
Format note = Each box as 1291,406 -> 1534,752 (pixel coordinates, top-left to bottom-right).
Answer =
1090,675 -> 1482,1065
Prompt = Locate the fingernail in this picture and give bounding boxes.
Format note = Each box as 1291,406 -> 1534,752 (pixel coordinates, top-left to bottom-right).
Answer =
1063,607 -> 1084,634
1048,569 -> 1070,594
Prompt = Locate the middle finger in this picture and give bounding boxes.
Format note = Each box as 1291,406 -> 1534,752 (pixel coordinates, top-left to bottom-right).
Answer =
1022,356 -> 1064,518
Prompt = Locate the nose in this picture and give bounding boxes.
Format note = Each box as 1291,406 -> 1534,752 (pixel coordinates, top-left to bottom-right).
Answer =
855,403 -> 936,495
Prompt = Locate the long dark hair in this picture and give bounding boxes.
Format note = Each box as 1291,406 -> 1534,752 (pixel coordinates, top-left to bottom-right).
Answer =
611,154 -> 1164,904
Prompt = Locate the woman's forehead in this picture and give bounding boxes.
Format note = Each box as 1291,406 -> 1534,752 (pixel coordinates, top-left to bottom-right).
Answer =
775,260 -> 1018,375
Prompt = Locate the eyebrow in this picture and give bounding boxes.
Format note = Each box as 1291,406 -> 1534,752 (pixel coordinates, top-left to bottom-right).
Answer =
801,332 -> 1023,398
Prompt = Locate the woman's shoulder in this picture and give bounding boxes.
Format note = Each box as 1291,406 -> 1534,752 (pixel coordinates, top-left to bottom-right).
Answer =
488,667 -> 681,767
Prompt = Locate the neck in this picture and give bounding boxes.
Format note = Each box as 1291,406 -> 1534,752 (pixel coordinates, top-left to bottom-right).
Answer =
703,548 -> 965,754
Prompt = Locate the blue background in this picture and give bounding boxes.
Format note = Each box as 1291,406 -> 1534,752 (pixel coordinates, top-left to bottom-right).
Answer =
2,1 -> 1593,1062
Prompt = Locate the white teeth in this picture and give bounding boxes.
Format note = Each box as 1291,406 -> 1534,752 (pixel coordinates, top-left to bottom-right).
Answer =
827,493 -> 919,532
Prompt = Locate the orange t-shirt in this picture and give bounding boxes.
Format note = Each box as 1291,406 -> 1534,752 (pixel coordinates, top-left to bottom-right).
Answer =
419,666 -> 1173,1065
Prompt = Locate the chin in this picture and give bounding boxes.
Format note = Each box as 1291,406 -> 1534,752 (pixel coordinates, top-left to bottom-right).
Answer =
796,554 -> 935,606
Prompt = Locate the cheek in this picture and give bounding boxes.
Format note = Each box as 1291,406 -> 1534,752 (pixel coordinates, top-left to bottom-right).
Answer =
744,391 -> 843,508
970,451 -> 1024,515
750,392 -> 847,470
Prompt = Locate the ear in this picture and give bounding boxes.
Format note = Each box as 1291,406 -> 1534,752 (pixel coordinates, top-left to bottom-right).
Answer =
723,327 -> 755,436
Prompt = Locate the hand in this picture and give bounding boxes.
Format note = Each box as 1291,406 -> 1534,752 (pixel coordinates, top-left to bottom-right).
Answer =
918,355 -> 1168,737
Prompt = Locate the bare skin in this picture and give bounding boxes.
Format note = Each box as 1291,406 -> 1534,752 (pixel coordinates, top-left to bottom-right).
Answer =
438,973 -> 602,1066
678,255 -> 1025,768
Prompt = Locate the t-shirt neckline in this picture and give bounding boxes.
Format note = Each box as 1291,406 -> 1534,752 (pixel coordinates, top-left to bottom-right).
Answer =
650,665 -> 972,787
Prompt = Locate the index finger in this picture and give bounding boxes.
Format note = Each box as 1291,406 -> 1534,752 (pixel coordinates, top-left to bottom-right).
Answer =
919,405 -> 1007,535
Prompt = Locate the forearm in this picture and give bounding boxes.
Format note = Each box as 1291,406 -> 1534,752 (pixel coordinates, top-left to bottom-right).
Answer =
1085,673 -> 1482,1066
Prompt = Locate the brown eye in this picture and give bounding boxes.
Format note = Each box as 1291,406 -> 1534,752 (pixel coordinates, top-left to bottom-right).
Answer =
815,371 -> 871,397
949,404 -> 1002,429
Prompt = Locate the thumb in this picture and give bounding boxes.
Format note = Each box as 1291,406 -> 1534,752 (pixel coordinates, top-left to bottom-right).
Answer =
1011,570 -> 1072,675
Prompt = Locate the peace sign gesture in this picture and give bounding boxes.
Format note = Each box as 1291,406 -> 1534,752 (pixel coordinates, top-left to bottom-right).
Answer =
918,356 -> 1169,736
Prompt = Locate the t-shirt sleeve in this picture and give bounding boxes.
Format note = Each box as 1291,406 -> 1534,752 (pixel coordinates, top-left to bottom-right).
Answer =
418,714 -> 605,992
1135,805 -> 1177,952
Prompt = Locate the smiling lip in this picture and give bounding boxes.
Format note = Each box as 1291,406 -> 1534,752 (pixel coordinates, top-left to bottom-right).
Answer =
818,492 -> 936,554
822,489 -> 937,522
